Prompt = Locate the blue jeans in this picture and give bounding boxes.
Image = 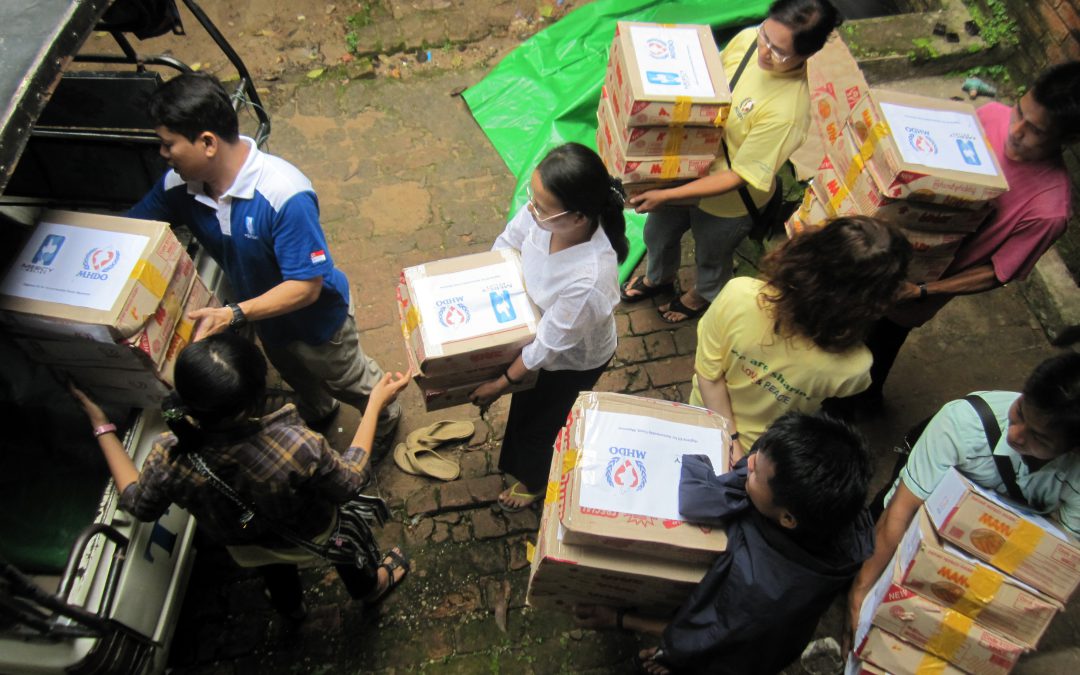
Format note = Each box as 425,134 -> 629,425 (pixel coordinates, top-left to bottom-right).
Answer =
643,205 -> 754,302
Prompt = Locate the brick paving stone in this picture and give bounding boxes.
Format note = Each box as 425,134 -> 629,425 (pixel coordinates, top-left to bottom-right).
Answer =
405,486 -> 439,516
451,523 -> 472,542
643,331 -> 677,359
459,449 -> 490,478
431,521 -> 451,543
467,473 -> 506,503
614,335 -> 647,364
673,324 -> 698,355
404,517 -> 434,546
506,535 -> 532,570
644,355 -> 695,388
471,508 -> 508,539
503,507 -> 539,534
676,381 -> 693,403
597,364 -> 648,393
437,480 -> 474,509
627,306 -> 671,335
428,586 -> 484,619
433,511 -> 462,524
615,311 -> 631,335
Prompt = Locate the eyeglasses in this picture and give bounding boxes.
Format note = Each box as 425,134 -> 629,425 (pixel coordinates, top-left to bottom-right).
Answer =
526,185 -> 569,223
758,24 -> 793,64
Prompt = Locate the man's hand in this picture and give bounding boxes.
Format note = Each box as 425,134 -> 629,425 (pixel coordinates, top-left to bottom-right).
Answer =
190,306 -> 233,340
894,281 -> 923,304
627,190 -> 670,213
470,377 -> 508,408
843,584 -> 867,654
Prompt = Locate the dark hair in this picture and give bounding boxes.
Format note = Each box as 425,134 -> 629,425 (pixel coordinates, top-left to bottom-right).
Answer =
769,0 -> 841,56
537,142 -> 629,263
1031,61 -> 1080,139
163,332 -> 267,453
148,72 -> 240,143
754,411 -> 871,536
759,215 -> 911,352
1023,352 -> 1080,449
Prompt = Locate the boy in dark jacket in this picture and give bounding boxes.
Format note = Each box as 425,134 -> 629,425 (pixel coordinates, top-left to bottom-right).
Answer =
576,412 -> 874,674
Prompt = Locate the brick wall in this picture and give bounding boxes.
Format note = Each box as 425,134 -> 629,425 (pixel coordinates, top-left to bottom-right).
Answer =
995,0 -> 1080,281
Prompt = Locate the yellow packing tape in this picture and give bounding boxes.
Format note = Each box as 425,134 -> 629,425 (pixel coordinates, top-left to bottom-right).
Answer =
545,481 -> 559,505
562,448 -> 579,474
673,96 -> 692,124
404,305 -> 420,333
925,610 -> 973,662
660,155 -> 681,179
712,105 -> 728,127
173,317 -> 195,343
991,520 -> 1045,575
952,565 -> 1004,618
915,651 -> 948,674
526,541 -> 535,563
662,130 -> 684,157
130,260 -> 170,299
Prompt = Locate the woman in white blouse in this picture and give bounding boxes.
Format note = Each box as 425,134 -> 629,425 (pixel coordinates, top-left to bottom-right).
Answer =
470,143 -> 627,511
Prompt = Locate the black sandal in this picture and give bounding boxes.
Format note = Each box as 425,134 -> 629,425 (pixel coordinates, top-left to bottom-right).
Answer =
658,295 -> 709,324
364,547 -> 410,604
620,275 -> 675,303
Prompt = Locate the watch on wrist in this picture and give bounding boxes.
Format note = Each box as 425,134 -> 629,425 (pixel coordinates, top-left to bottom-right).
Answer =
917,282 -> 928,301
227,303 -> 247,328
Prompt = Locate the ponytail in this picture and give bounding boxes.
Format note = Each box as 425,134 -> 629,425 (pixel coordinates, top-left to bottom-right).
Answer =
601,176 -> 629,263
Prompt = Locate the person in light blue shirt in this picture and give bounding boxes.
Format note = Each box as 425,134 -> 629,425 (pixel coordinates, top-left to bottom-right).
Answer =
847,352 -> 1080,635
129,73 -> 399,446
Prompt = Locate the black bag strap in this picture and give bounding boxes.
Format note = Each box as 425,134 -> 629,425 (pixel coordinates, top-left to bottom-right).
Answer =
720,39 -> 763,226
963,395 -> 1027,505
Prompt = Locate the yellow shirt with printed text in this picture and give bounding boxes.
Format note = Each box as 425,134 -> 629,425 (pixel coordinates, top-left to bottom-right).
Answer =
689,277 -> 872,445
698,27 -> 811,218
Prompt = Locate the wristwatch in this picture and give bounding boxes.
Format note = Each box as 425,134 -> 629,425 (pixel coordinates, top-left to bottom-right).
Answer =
227,303 -> 247,328
917,282 -> 928,301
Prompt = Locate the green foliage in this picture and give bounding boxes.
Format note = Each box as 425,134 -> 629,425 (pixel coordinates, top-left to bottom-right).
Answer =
344,2 -> 378,54
911,37 -> 940,59
965,0 -> 1019,47
963,64 -> 1012,83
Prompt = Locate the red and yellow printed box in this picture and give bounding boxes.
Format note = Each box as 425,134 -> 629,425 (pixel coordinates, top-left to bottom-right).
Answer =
806,31 -> 869,156
548,391 -> 731,564
925,468 -> 1080,604
597,96 -> 715,184
599,85 -> 723,157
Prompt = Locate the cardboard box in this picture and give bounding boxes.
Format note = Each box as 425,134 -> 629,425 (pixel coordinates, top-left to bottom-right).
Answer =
599,86 -> 722,157
897,508 -> 1061,649
551,392 -> 731,563
855,626 -> 966,675
597,98 -> 716,183
806,31 -> 869,155
526,500 -> 709,614
863,557 -> 1025,674
925,468 -> 1080,603
63,364 -> 171,408
396,250 -> 541,379
789,187 -> 830,235
843,659 -> 889,675
0,210 -> 185,343
847,90 -> 1008,209
160,274 -> 221,384
417,371 -> 538,411
605,22 -> 730,128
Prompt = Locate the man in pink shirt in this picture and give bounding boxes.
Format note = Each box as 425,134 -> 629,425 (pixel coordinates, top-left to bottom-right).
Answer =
856,61 -> 1079,407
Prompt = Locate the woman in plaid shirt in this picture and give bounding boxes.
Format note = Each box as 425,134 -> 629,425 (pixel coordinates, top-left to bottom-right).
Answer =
70,332 -> 410,619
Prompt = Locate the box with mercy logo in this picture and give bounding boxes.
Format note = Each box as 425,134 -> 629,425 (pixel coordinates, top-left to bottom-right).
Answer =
551,391 -> 731,564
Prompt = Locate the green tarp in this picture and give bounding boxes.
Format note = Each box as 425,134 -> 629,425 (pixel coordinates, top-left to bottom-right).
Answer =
462,0 -> 773,280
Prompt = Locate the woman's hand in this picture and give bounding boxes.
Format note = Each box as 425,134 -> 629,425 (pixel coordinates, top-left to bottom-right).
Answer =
68,382 -> 110,429
369,369 -> 412,412
470,377 -> 508,408
573,604 -> 619,630
627,189 -> 670,214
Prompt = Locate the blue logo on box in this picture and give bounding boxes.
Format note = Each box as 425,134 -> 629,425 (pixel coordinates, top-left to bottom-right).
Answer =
956,139 -> 981,166
646,71 -> 682,86
489,290 -> 516,323
31,234 -> 65,266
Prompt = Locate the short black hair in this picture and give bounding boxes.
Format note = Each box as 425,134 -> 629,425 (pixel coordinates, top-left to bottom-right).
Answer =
769,0 -> 842,56
754,412 -> 871,536
148,72 -> 240,143
1031,61 -> 1080,139
1023,352 -> 1080,449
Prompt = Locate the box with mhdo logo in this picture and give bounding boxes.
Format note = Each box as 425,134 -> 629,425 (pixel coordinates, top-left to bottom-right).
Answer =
860,555 -> 1025,675
551,392 -> 732,564
526,501 -> 708,614
606,21 -> 730,128
897,508 -> 1060,649
846,89 -> 1008,209
925,468 -> 1080,603
396,249 -> 541,381
0,210 -> 189,351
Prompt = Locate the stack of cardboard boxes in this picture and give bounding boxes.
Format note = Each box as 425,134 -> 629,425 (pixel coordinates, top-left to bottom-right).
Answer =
0,210 -> 220,407
596,22 -> 730,196
849,468 -> 1079,674
396,250 -> 541,411
791,38 -> 1008,283
526,392 -> 732,615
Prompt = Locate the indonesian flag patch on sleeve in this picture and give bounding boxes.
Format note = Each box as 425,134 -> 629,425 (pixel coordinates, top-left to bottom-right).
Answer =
310,249 -> 327,264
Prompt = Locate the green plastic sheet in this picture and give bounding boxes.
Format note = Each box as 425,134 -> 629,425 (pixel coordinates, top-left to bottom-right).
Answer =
462,0 -> 773,281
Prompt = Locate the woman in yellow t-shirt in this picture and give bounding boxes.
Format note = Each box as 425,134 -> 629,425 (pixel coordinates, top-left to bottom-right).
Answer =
692,216 -> 912,457
621,0 -> 841,324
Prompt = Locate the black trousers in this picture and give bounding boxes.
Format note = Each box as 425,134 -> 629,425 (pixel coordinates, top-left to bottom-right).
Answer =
498,360 -> 610,494
864,317 -> 913,400
259,560 -> 378,613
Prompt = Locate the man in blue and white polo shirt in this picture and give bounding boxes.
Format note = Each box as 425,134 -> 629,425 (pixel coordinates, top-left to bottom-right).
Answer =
129,73 -> 400,448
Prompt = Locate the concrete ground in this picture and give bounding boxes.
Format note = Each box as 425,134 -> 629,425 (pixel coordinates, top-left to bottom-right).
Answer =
131,2 -> 1078,674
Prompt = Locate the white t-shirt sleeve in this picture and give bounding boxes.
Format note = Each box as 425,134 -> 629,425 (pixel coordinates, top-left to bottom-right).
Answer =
521,282 -> 604,371
492,204 -> 529,252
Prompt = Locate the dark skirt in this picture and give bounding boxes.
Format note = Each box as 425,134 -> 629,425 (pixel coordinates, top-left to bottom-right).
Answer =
498,359 -> 610,494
